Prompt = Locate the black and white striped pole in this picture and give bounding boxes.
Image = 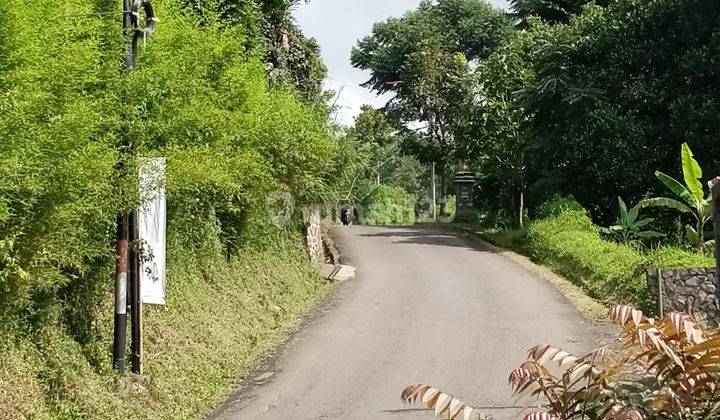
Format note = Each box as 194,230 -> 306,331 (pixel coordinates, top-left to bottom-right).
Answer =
113,214 -> 128,373
113,0 -> 156,374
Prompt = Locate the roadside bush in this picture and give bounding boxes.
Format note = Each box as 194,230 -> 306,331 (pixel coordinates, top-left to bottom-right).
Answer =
0,0 -> 124,330
0,0 -> 339,418
403,305 -> 720,419
437,194 -> 456,217
524,202 -> 715,312
646,246 -> 716,269
362,186 -> 416,225
534,195 -> 585,220
527,209 -> 649,308
477,208 -> 514,230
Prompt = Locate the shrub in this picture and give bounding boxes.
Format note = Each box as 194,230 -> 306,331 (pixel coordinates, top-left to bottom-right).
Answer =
646,246 -> 716,270
0,0 -> 340,417
403,305 -> 720,419
534,195 -> 585,220
362,186 -> 416,225
0,0 -> 338,327
477,208 -> 514,230
527,209 -> 648,307
437,194 -> 456,218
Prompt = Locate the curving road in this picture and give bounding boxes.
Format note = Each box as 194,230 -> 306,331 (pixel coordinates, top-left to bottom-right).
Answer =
211,225 -> 611,420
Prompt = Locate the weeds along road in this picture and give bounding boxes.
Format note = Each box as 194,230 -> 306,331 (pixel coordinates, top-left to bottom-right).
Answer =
211,225 -> 611,420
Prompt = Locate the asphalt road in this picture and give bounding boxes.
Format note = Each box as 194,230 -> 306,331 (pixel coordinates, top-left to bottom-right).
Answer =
211,225 -> 611,420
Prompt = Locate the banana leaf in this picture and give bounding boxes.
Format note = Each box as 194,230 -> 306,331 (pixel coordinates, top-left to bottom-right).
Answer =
634,230 -> 665,239
632,218 -> 655,229
639,197 -> 692,214
655,171 -> 693,205
681,143 -> 704,204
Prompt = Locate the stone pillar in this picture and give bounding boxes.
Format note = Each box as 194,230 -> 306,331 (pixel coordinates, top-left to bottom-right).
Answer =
453,167 -> 477,223
305,206 -> 324,263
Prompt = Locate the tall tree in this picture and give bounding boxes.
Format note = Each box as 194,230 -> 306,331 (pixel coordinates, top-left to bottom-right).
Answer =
259,0 -> 327,99
351,0 -> 513,206
518,0 -> 720,219
348,106 -> 424,197
462,33 -> 536,226
510,0 -> 608,28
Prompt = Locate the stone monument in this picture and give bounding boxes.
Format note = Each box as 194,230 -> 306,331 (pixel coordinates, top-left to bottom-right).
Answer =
453,166 -> 477,222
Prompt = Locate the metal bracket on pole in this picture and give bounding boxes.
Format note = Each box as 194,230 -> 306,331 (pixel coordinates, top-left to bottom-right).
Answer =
131,0 -> 157,39
125,0 -> 156,69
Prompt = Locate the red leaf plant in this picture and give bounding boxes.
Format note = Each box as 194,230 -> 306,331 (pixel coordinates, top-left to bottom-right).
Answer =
401,305 -> 720,419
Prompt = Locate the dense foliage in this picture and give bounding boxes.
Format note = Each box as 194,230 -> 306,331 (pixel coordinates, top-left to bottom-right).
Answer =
0,0 -> 339,417
0,0 -> 335,323
184,0 -> 327,100
355,0 -> 720,231
361,186 -> 416,226
351,0 -> 513,204
507,0 -> 720,220
510,0 -> 609,28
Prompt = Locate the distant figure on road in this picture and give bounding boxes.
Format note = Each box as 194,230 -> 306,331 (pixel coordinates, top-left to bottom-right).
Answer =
340,205 -> 354,226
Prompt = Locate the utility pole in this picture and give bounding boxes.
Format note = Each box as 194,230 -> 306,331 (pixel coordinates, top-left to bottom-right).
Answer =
712,182 -> 719,305
129,210 -> 142,374
431,162 -> 437,221
113,213 -> 128,373
113,0 -> 134,376
113,0 -> 155,374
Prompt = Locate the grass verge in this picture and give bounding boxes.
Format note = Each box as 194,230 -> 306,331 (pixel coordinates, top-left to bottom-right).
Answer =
1,241 -> 331,419
451,208 -> 714,320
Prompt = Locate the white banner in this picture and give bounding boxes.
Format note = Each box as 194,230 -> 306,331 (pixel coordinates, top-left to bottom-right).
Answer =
139,158 -> 167,305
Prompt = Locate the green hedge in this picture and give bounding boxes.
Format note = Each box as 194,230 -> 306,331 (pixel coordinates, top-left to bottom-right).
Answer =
527,210 -> 649,308
524,200 -> 716,311
646,247 -> 715,270
534,194 -> 585,220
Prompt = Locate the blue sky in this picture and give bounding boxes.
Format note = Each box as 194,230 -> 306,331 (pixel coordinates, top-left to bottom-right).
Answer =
294,0 -> 510,125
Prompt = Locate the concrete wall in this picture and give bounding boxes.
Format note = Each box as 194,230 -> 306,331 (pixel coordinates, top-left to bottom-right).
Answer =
648,268 -> 719,326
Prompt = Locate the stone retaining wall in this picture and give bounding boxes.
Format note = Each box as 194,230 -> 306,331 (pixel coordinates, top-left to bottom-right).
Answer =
647,268 -> 719,326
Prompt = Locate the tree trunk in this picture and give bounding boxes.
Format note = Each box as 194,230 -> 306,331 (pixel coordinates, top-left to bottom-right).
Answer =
439,169 -> 447,215
518,189 -> 524,228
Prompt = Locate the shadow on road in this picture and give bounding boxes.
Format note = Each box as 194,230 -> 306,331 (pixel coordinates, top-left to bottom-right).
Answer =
356,225 -> 492,251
